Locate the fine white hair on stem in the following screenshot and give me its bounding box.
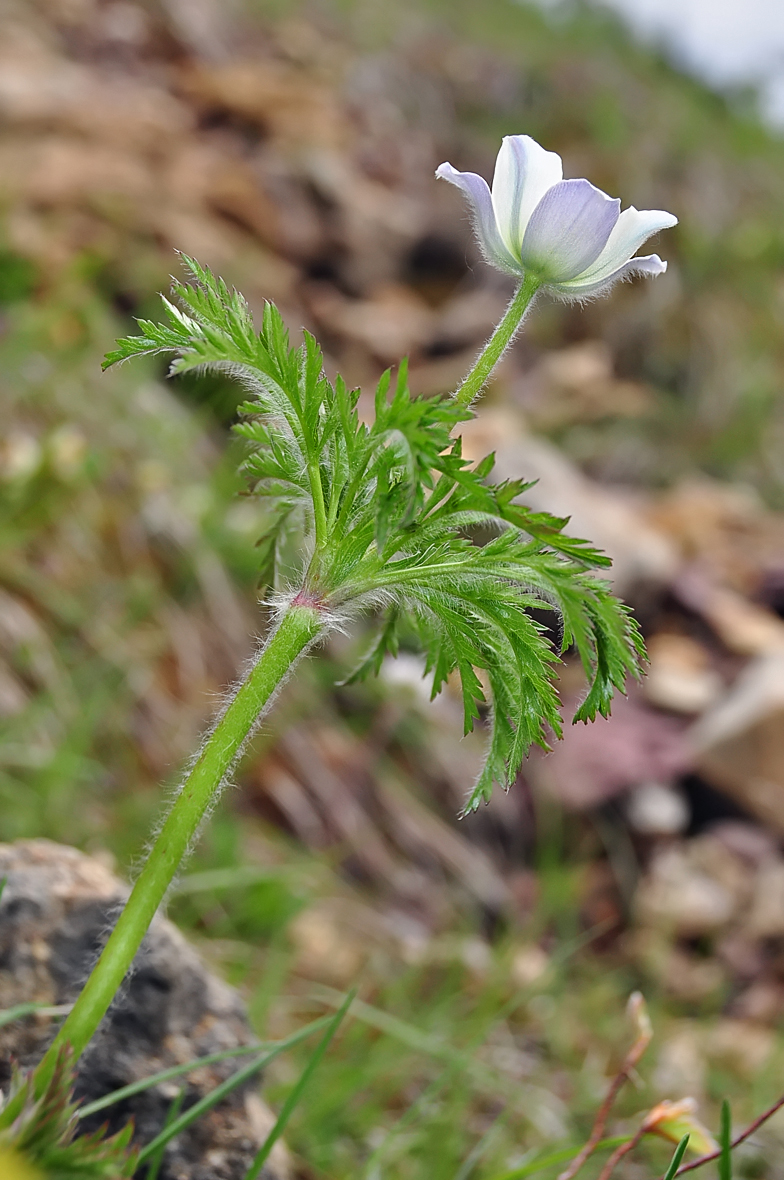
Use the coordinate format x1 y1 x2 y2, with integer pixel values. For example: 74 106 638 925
128 610 327 907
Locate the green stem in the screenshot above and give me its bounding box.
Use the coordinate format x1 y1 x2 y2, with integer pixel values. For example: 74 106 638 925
307 459 328 548
455 272 540 408
35 604 321 1091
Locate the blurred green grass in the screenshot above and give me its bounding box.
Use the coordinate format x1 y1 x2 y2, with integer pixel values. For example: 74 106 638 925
172 820 784 1180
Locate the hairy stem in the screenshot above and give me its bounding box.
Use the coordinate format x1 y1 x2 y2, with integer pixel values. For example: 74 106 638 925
35 604 321 1090
455 272 540 408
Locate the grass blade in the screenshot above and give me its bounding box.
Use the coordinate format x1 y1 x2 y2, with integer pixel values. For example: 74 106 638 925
136 1055 268 1165
79 1017 331 1119
311 987 498 1083
136 1015 336 1166
364 922 617 1178
170 865 294 895
664 1136 691 1180
488 1137 632 1180
242 989 355 1180
145 1088 185 1180
453 1111 507 1180
719 1101 732 1180
0 1002 70 1029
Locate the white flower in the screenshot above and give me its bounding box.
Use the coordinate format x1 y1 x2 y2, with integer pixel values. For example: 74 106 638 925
437 135 677 298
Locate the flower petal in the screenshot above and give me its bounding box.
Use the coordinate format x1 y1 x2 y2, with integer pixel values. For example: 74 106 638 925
554 254 668 299
436 162 522 274
490 135 562 255
521 179 620 282
572 207 678 285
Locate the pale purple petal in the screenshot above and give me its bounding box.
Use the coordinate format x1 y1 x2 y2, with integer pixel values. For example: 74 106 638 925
491 135 562 255
553 254 668 300
521 179 620 282
567 206 678 286
436 162 522 274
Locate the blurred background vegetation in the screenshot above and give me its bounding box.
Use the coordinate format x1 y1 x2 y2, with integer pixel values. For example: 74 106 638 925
3 0 784 1176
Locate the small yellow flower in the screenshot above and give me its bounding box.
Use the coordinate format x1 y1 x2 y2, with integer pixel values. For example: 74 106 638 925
0 1145 43 1180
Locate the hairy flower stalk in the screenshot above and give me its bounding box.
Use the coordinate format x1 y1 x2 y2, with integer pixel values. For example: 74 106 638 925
31 137 676 1088
455 272 540 407
36 604 322 1087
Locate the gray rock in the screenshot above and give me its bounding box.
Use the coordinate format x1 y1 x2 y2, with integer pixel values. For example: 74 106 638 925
0 840 290 1180
689 652 784 833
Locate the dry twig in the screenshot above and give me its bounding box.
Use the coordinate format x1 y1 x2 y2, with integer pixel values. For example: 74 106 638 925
670 1094 784 1178
599 1088 784 1180
595 1124 648 1180
557 992 652 1180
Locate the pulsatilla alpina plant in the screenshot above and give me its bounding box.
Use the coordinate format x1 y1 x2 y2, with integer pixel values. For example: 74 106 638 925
13 135 681 1175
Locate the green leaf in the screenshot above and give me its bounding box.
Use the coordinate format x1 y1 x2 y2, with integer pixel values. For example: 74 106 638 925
664 1136 691 1180
242 990 354 1180
144 1088 185 1180
0 1002 69 1030
135 1014 336 1166
719 1100 732 1180
646 1098 718 1157
339 608 401 685
135 1055 267 1166
78 1016 332 1119
487 1137 631 1180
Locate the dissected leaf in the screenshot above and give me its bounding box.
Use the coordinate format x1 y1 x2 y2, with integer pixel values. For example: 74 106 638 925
105 259 645 806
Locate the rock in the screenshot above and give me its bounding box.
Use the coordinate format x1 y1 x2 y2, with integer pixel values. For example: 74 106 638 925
510 945 549 987
306 281 436 364
704 1019 774 1077
0 840 290 1180
653 1018 773 1094
459 410 678 597
674 568 784 657
661 948 725 1002
432 287 508 354
729 980 784 1024
176 60 346 150
512 341 652 429
706 820 781 866
633 837 749 937
653 1023 706 1098
626 781 690 836
716 931 767 983
747 860 784 938
643 633 722 715
689 652 784 832
531 690 690 811
647 477 784 601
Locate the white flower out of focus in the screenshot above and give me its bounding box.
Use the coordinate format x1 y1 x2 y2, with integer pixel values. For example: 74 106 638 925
437 134 677 298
